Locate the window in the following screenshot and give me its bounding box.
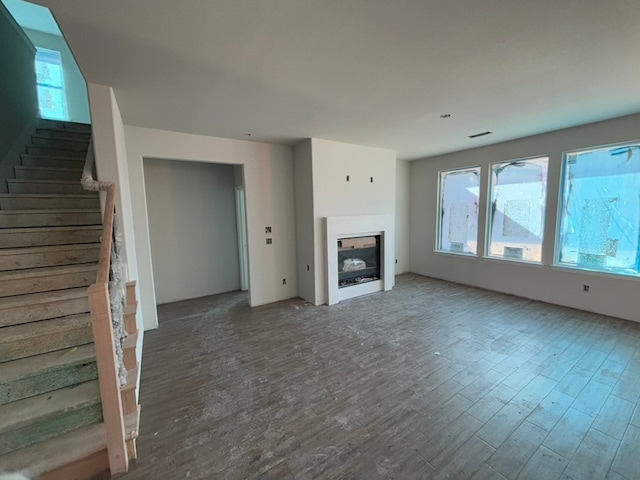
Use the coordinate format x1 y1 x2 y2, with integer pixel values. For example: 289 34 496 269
437 167 480 255
556 142 640 277
35 48 68 121
486 156 549 262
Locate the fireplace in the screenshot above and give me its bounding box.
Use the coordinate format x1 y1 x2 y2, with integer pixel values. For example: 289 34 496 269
338 235 381 288
325 214 394 305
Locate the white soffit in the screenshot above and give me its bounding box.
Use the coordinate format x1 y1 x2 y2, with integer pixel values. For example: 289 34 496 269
3 0 61 36
33 0 640 160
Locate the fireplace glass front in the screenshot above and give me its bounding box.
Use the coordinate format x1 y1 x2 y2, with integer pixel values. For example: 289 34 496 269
337 235 381 288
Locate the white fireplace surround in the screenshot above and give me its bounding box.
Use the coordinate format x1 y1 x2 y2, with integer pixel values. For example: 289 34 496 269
325 214 394 305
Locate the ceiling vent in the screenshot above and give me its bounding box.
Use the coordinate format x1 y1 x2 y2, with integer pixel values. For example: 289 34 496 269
468 131 492 139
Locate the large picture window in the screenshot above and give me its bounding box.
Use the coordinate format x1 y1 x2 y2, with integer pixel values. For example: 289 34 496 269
486 156 549 262
437 167 480 255
556 142 640 276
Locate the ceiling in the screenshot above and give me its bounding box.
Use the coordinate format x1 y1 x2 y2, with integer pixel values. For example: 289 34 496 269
33 0 640 160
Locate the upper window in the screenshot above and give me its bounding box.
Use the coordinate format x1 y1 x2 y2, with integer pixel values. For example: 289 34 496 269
35 48 68 121
486 156 549 262
437 167 480 255
556 142 640 277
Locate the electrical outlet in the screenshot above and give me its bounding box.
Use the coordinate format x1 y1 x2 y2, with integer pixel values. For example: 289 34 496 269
346 175 350 182
395 259 398 264
266 238 272 245
282 278 286 285
265 226 272 233
306 265 310 271
583 284 590 292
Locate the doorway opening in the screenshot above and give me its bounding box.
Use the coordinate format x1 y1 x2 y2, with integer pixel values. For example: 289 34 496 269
143 158 249 309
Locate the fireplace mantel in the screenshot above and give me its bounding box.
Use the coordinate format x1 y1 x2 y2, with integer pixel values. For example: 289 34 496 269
325 214 394 305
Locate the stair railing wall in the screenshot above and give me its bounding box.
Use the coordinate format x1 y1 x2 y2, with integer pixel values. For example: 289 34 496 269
81 138 129 474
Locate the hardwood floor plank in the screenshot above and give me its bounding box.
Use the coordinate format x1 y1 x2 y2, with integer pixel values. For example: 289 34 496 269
611 424 640 480
516 446 569 480
543 407 593 460
487 420 547 479
562 429 618 480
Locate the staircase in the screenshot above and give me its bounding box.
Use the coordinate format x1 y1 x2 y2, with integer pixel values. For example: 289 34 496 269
0 119 131 478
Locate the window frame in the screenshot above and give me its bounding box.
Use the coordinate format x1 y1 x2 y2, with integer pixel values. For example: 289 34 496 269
435 165 481 257
484 155 550 264
553 140 640 278
35 47 69 121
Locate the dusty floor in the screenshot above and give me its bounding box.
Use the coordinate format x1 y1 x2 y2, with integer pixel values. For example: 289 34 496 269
120 273 640 479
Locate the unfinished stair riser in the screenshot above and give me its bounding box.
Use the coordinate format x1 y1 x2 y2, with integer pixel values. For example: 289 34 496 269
0 315 93 363
0 244 100 270
15 166 83 181
0 226 102 248
0 288 90 327
31 136 90 151
0 264 97 297
0 210 101 228
0 345 97 405
25 146 86 158
8 179 87 195
34 128 90 141
20 155 85 169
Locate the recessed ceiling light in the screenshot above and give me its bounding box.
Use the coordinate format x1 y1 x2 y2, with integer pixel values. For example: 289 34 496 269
440 114 451 118
468 131 492 139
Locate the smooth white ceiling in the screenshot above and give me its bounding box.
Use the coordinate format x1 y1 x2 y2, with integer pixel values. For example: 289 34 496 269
34 0 640 160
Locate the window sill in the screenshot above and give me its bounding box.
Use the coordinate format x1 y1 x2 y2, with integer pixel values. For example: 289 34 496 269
550 264 640 281
482 256 543 267
434 250 478 259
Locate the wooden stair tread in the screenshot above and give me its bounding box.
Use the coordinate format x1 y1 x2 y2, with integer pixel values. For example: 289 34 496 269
0 208 101 215
0 380 100 432
0 421 106 476
0 344 95 384
0 287 88 309
7 179 83 185
0 243 100 255
0 263 97 281
14 166 83 173
0 313 92 345
0 225 101 234
20 153 85 162
0 193 98 199
32 134 90 144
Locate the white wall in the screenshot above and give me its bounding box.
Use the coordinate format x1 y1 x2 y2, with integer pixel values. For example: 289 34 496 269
143 159 240 304
410 113 640 323
308 138 396 305
0 5 37 192
87 84 143 396
88 84 138 284
293 140 316 304
23 28 90 124
395 160 411 274
125 126 297 329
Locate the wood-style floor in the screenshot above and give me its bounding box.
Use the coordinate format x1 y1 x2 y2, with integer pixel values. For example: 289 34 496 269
121 273 640 479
